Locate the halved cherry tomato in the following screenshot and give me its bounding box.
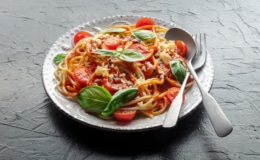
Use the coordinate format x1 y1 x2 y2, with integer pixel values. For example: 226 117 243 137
113 110 137 122
74 66 93 86
102 78 124 95
128 43 150 56
136 17 155 29
166 87 184 103
73 31 92 45
175 40 187 57
104 37 121 50
142 61 154 78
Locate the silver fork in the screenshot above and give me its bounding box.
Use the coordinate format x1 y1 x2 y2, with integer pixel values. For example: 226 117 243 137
192 33 207 70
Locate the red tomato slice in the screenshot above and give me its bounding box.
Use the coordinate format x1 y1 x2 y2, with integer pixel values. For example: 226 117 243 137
104 37 121 50
113 110 137 122
74 66 93 86
175 40 187 57
102 78 124 95
136 17 155 29
73 31 92 45
142 61 154 78
128 43 149 54
128 43 151 57
166 87 184 103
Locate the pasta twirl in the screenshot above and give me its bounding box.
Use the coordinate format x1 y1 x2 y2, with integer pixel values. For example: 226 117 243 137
54 17 194 121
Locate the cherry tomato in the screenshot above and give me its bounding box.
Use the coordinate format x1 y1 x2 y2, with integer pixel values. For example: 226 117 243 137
74 66 93 86
73 31 92 45
128 43 150 56
102 78 124 95
104 37 121 50
142 61 154 78
175 40 187 57
136 17 155 29
113 110 137 122
166 87 184 103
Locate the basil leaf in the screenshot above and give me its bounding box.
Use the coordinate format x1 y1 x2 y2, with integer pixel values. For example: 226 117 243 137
118 49 145 62
131 30 155 41
53 54 65 65
102 28 126 33
76 86 112 114
170 60 187 84
101 88 138 116
94 49 145 62
93 49 120 57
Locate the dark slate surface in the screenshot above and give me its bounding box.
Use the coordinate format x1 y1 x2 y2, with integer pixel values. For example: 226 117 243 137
0 0 260 159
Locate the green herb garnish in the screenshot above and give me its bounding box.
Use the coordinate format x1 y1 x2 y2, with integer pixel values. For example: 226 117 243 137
53 54 65 65
93 49 145 62
131 30 155 41
170 60 187 84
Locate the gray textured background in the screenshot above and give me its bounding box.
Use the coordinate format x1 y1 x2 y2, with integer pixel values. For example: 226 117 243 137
0 0 260 159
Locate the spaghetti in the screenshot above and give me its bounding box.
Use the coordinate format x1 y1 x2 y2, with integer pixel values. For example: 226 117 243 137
54 17 194 120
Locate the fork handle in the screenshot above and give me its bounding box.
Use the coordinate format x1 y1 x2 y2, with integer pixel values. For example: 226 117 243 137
187 62 233 137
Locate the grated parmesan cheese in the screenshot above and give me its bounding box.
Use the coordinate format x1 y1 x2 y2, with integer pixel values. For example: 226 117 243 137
159 51 172 63
95 66 108 77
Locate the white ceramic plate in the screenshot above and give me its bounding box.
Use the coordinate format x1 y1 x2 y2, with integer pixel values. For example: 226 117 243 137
42 15 214 131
